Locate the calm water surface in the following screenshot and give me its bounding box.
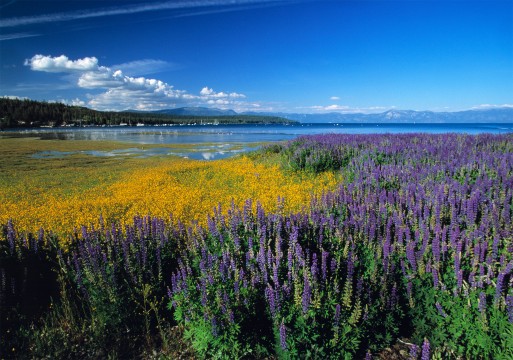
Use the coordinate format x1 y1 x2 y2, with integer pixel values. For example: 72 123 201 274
3 123 513 160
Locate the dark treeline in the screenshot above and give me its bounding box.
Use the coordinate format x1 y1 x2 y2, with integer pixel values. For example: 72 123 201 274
0 98 294 128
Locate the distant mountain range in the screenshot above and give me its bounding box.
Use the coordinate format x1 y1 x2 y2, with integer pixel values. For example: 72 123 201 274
154 107 238 117
242 108 513 124
148 107 513 123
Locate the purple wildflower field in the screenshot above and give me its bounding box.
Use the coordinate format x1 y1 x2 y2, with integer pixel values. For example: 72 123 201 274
2 133 513 358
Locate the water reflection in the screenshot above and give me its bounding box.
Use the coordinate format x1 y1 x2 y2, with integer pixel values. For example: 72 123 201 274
5 123 513 161
31 143 253 160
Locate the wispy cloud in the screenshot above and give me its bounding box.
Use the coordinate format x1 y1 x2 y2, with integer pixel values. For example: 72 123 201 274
112 59 175 76
0 0 17 10
1 0 290 28
329 96 340 101
470 104 513 110
25 54 253 111
305 104 395 114
0 32 39 41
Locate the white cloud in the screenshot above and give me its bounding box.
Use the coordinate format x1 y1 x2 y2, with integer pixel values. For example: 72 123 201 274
199 86 245 100
112 59 173 76
200 87 214 96
471 104 513 110
1 95 28 100
25 54 254 111
25 54 100 73
330 96 340 101
305 104 396 114
310 104 350 112
70 98 87 107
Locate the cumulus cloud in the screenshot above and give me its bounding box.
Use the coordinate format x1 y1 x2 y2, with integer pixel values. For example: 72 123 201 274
199 87 245 99
25 54 100 73
25 54 251 111
67 98 87 107
330 96 340 101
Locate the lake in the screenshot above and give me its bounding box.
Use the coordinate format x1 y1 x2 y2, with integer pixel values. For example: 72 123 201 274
2 123 513 160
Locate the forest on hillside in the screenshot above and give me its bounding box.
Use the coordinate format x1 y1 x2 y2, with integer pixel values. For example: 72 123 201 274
0 98 294 128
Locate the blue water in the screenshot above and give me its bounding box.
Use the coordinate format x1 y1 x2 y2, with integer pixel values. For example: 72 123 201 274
3 123 513 160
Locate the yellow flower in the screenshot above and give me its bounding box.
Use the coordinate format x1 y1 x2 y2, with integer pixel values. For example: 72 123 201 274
1 153 339 248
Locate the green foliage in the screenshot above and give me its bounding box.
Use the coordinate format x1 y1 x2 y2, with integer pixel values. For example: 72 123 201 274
409 273 513 359
282 138 354 173
0 97 295 128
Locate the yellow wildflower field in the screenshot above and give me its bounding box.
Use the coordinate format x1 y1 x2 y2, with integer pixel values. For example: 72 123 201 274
0 138 338 244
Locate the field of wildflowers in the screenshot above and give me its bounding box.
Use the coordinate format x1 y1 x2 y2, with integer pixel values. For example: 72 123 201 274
0 138 337 241
1 133 513 359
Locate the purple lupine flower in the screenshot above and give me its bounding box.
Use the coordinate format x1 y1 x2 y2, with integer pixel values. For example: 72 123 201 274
266 285 276 317
302 273 311 314
506 295 513 323
435 302 447 318
273 263 279 288
400 259 407 277
406 241 417 272
479 240 487 264
331 258 337 273
469 271 476 288
409 344 419 359
279 321 287 350
347 253 354 280
421 339 430 360
321 250 328 281
432 225 441 264
287 247 294 281
495 262 513 301
234 280 240 296
290 225 299 243
311 253 318 282
457 269 463 290
432 268 439 288
489 235 500 265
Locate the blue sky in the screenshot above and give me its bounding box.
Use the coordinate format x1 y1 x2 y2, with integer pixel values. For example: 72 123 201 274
1 0 512 113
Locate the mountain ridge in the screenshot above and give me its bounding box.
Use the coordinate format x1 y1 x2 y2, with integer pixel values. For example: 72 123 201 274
239 108 513 123
141 106 513 123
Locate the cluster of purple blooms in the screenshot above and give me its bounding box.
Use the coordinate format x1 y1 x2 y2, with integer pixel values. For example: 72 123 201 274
166 134 513 357
3 133 513 358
